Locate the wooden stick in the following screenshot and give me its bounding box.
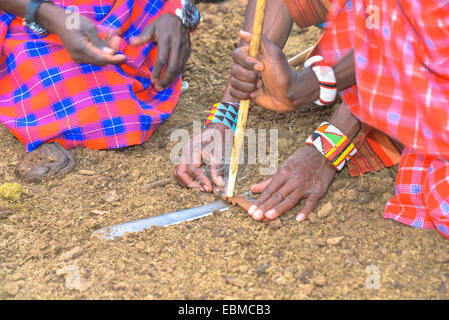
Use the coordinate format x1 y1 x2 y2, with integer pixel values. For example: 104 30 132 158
226 0 267 198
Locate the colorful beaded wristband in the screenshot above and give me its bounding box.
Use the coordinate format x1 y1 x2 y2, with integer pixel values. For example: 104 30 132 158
304 55 337 106
306 122 357 171
204 102 240 132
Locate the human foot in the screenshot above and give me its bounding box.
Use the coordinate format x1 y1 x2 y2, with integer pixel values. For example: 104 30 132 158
15 143 75 182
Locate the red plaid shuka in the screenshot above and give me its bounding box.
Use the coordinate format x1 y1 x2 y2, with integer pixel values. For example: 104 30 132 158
292 0 449 239
0 0 181 152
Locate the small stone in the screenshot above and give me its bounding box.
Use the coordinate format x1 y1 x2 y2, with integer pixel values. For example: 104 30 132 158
311 275 326 287
0 208 12 219
91 210 108 216
315 238 327 247
256 264 271 275
369 184 387 194
103 190 119 203
3 282 20 296
308 212 317 224
79 170 96 176
303 284 314 295
383 192 393 201
239 265 250 273
59 246 84 261
360 193 373 204
346 256 358 265
284 266 295 276
295 265 314 283
274 276 286 285
56 267 68 277
142 179 171 190
135 242 145 251
113 282 128 290
131 169 140 179
327 236 344 246
436 252 449 264
11 273 24 281
77 279 90 292
317 202 333 218
346 189 357 201
438 281 448 294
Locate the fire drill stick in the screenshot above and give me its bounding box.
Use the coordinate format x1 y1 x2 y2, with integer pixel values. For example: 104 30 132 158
226 0 267 198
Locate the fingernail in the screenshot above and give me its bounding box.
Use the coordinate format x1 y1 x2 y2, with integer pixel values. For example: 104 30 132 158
217 176 224 186
265 209 276 219
248 205 257 215
296 213 306 222
102 47 114 54
254 209 263 219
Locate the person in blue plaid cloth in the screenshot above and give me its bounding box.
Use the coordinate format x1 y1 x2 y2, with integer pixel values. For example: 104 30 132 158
0 0 205 182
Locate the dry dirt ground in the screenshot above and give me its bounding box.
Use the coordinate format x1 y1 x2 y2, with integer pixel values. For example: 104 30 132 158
1 0 449 300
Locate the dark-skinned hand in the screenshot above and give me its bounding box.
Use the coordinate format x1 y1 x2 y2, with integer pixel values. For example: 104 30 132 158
248 145 336 222
130 14 191 91
54 12 126 66
173 124 233 192
230 30 296 112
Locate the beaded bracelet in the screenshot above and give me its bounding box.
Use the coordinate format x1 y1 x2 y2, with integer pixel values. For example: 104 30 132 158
204 102 240 132
304 55 337 106
306 122 357 171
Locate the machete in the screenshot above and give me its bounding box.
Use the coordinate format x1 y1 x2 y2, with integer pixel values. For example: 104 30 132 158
91 191 253 240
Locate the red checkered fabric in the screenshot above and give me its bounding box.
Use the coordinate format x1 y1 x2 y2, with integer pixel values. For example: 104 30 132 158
0 0 181 152
313 0 449 239
385 148 449 239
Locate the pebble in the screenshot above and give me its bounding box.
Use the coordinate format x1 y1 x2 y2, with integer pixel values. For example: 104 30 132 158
113 282 128 290
317 202 333 218
311 275 326 287
91 210 108 216
135 242 145 251
0 208 12 219
11 273 24 281
315 238 327 247
142 179 171 190
284 266 295 276
327 236 344 246
131 169 140 179
274 276 286 285
59 246 84 262
256 264 271 275
79 170 96 176
346 189 357 201
103 190 119 203
382 192 394 201
2 282 20 296
302 284 315 296
436 252 449 264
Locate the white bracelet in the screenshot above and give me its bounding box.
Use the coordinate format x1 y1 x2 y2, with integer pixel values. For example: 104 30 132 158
305 56 337 106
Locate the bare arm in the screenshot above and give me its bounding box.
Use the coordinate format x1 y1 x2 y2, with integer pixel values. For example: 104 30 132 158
0 0 65 34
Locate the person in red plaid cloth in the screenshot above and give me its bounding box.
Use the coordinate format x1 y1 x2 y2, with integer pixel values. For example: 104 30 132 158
175 0 449 240
0 0 205 182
